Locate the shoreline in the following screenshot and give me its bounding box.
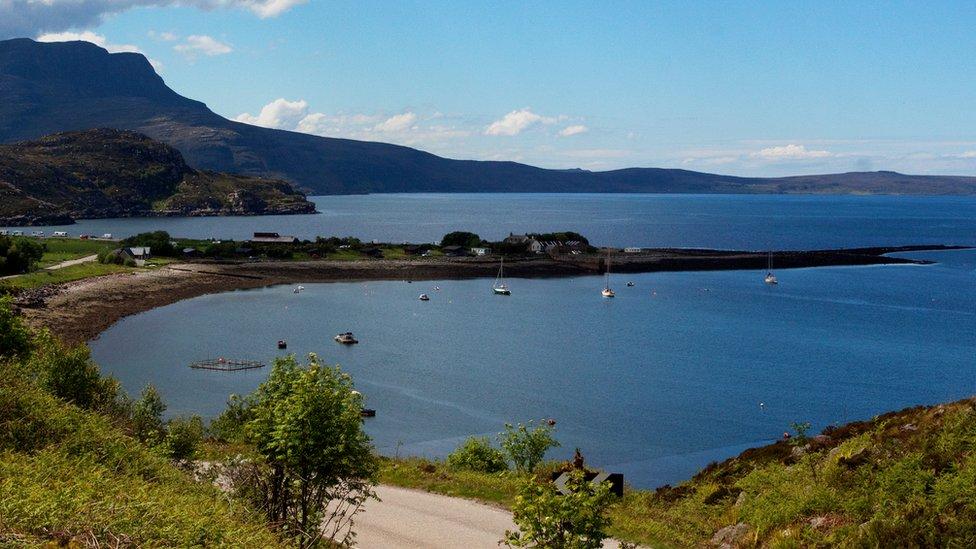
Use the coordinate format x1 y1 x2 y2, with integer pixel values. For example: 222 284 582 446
18 244 966 346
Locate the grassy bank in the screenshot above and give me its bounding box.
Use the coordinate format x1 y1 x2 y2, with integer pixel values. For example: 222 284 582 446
1 262 133 290
35 238 117 268
377 398 976 547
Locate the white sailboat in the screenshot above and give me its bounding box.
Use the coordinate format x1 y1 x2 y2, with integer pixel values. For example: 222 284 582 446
601 248 615 297
764 251 778 285
492 257 511 295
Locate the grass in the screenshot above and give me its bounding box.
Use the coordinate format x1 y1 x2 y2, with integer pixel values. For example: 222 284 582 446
0 369 282 547
378 457 521 507
1 262 133 290
34 238 117 268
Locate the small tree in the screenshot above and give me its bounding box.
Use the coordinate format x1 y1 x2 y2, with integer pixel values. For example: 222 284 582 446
133 384 166 444
503 470 614 548
790 421 812 446
499 421 560 473
241 354 377 547
447 436 509 473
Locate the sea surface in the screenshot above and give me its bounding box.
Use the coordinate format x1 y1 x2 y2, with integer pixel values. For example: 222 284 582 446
6 193 976 248
90 245 976 488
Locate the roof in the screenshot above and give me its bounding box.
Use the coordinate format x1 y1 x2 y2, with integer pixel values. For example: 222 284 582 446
251 235 298 243
127 247 151 256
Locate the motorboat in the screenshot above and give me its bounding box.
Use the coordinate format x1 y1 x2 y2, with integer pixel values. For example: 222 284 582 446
334 332 359 344
418 293 430 301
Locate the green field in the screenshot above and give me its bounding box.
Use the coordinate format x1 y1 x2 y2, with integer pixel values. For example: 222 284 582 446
32 238 117 268
1 262 133 290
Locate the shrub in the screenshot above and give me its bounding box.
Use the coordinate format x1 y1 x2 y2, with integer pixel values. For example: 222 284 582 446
133 385 166 445
447 436 509 473
208 393 256 442
503 470 614 548
165 415 204 461
499 421 560 473
0 295 31 360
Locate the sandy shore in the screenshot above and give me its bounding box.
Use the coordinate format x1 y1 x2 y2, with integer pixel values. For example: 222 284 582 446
18 245 960 346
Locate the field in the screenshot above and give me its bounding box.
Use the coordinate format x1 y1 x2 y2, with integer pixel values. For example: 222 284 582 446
1 262 133 290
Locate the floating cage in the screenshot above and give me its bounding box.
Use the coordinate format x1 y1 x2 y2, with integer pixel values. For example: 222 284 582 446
190 358 265 371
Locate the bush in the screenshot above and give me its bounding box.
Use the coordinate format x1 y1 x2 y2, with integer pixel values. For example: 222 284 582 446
208 393 256 443
503 470 614 548
0 295 31 360
133 385 166 445
29 334 118 411
165 415 204 461
447 436 509 473
500 421 560 473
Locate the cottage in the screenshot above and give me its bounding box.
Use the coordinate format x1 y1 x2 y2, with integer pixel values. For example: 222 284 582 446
471 247 492 256
251 232 299 244
441 245 469 257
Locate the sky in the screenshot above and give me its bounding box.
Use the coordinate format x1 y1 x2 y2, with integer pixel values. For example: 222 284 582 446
2 1 976 176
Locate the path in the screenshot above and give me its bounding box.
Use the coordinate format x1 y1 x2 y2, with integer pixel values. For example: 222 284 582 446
0 254 99 281
354 485 620 548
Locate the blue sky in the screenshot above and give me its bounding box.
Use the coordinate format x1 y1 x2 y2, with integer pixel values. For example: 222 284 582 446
5 1 976 175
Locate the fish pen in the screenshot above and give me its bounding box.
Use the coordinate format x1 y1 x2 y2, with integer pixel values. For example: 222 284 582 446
190 358 265 371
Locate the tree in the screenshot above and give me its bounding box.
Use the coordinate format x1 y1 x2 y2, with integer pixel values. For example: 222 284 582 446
500 421 561 473
122 231 176 256
165 415 204 461
503 470 614 548
29 333 117 410
0 295 31 359
440 231 482 248
447 436 509 473
0 236 45 275
239 354 377 547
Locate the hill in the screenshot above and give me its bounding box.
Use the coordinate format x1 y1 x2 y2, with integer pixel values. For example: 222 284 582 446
2 38 975 196
0 128 315 226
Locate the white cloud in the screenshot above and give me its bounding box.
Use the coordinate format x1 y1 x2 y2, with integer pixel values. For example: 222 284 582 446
752 144 833 160
234 98 308 129
174 35 232 57
373 112 417 133
484 108 558 136
559 124 588 137
148 30 179 41
1 0 307 39
36 31 162 71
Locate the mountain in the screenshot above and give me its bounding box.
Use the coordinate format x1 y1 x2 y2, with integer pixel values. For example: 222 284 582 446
2 38 975 196
0 128 315 226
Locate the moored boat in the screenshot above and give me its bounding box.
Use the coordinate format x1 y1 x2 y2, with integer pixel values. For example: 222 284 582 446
492 257 511 295
334 332 359 344
602 248 615 297
418 293 430 301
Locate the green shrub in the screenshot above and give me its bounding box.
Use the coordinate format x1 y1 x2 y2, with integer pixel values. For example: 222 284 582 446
0 295 31 360
0 235 45 275
28 334 118 411
209 393 257 442
499 420 560 473
132 384 166 445
447 436 509 473
440 231 482 248
504 470 614 548
165 415 204 461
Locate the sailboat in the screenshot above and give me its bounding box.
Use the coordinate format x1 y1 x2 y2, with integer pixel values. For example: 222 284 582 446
492 257 511 295
601 248 615 297
764 251 778 285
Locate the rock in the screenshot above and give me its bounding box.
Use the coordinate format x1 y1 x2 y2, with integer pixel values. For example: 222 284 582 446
837 447 871 469
734 491 747 508
710 522 750 547
901 423 918 432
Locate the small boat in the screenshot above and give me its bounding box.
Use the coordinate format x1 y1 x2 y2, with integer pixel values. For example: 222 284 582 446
277 340 287 349
334 332 359 344
418 293 430 301
434 286 441 291
293 285 305 294
601 248 615 298
764 251 778 285
360 408 377 418
626 281 635 287
492 257 511 295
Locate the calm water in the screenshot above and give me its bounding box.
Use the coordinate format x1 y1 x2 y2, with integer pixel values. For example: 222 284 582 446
6 193 976 248
90 248 976 488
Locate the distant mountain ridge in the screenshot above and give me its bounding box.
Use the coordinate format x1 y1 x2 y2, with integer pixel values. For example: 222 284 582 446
2 38 975 196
